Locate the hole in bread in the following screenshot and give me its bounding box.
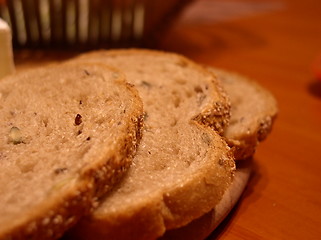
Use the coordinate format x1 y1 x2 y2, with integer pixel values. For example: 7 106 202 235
196 149 201 156
104 97 112 103
161 66 169 73
185 155 195 166
60 137 68 144
194 85 203 93
54 167 68 175
95 117 106 124
42 117 49 127
198 94 206 106
171 145 180 155
175 60 188 68
175 78 186 85
78 145 91 159
153 161 167 171
185 90 192 98
173 97 181 108
16 158 37 173
84 69 90 76
201 133 211 145
112 72 120 79
140 81 152 88
172 90 181 108
218 158 224 166
170 118 177 127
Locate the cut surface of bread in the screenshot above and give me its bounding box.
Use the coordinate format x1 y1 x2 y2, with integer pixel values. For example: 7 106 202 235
66 49 235 240
161 160 252 240
0 62 143 239
211 68 278 160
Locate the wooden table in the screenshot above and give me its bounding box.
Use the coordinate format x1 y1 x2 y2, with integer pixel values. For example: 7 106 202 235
13 0 321 239
159 0 321 239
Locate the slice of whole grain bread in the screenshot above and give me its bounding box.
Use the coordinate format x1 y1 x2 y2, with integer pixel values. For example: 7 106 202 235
211 68 278 160
0 62 143 240
65 49 235 240
161 160 252 240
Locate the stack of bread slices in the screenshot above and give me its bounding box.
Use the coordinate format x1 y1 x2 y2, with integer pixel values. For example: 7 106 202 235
0 49 277 240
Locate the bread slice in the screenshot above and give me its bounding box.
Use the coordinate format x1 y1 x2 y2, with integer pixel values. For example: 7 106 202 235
210 68 278 160
161 160 252 240
65 49 235 240
160 69 277 238
0 62 143 239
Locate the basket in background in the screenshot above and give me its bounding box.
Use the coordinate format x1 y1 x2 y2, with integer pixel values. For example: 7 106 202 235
0 0 193 49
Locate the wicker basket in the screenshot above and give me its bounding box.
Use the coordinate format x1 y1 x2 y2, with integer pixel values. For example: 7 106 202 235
0 0 193 49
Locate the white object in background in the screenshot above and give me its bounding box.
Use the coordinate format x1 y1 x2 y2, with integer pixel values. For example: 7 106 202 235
0 18 15 79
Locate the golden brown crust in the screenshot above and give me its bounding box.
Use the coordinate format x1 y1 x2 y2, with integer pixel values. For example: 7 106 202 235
209 67 278 160
65 194 166 240
160 160 252 240
193 66 231 135
0 62 144 240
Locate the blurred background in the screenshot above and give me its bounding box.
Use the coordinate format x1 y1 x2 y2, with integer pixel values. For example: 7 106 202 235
0 0 195 49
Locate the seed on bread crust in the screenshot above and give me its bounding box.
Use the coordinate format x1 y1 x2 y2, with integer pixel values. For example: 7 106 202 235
54 168 68 175
8 126 23 144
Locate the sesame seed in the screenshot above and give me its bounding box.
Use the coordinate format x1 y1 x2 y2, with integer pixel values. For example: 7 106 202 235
53 215 63 224
42 217 50 226
65 216 75 226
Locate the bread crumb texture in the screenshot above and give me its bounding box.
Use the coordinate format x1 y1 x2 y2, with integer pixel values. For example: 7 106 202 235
0 62 143 239
66 49 235 240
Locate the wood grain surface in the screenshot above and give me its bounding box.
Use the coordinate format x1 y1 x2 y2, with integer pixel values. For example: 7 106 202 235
12 0 321 239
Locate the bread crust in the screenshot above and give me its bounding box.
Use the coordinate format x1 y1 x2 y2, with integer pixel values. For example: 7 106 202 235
209 68 278 160
0 62 144 240
160 160 252 240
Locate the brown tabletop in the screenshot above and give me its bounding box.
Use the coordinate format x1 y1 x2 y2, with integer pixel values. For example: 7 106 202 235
13 0 321 239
